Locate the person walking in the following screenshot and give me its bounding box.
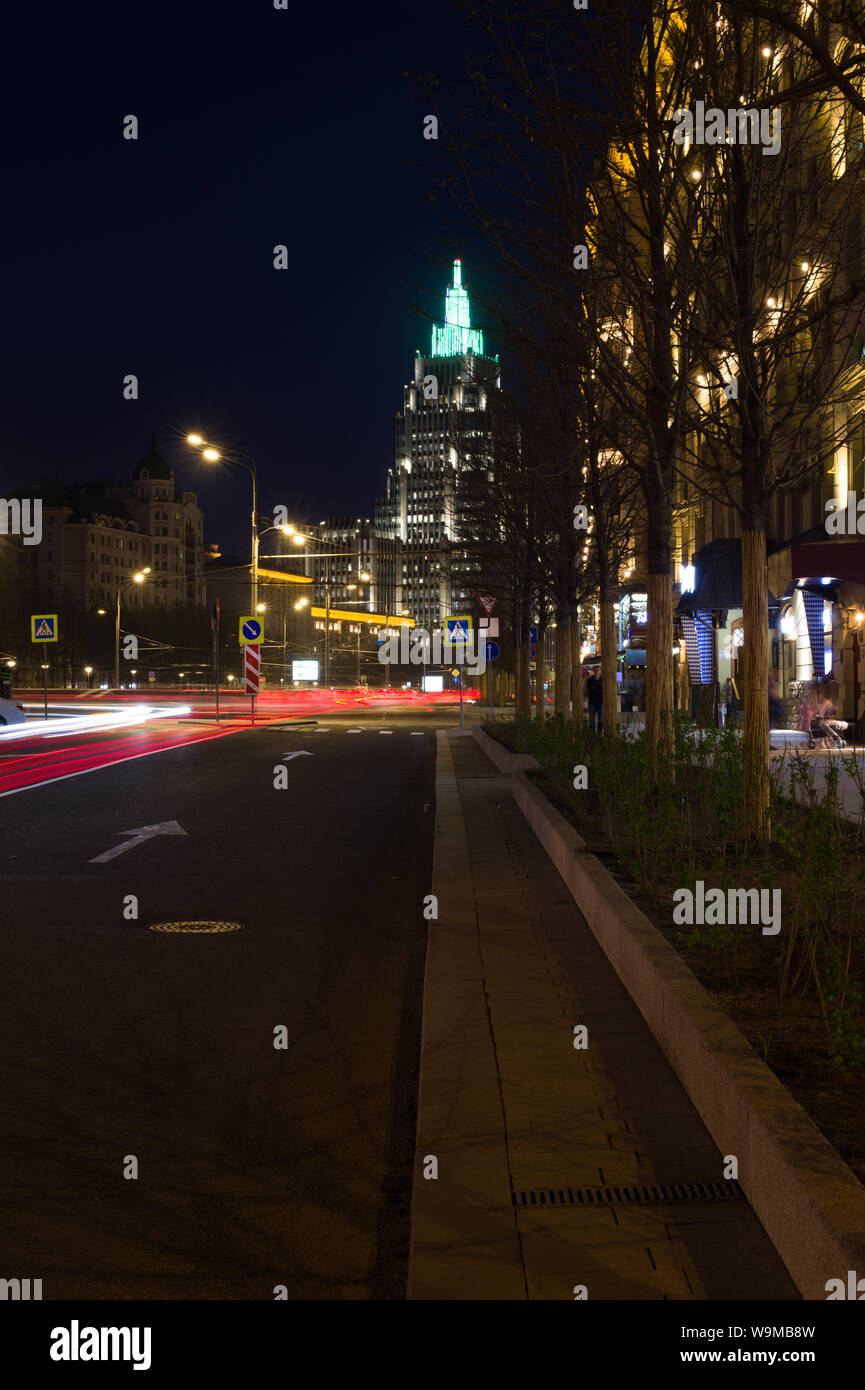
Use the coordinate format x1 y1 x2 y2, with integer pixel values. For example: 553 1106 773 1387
586 671 603 733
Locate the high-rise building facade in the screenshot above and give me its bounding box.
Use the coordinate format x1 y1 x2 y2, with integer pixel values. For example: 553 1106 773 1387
376 259 500 630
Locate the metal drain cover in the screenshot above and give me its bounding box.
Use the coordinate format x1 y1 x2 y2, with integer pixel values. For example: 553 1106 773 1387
147 919 245 934
513 1180 744 1207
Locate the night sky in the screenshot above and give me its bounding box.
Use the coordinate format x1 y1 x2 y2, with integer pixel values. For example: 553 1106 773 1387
0 0 488 552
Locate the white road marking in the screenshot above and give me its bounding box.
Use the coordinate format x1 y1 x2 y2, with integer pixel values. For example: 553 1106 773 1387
89 820 187 865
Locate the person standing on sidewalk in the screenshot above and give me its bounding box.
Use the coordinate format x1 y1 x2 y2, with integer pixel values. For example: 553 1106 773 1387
586 671 603 733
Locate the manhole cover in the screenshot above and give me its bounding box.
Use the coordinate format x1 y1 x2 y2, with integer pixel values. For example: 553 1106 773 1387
147 920 245 934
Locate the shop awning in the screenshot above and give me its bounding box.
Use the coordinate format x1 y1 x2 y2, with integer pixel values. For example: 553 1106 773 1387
789 538 865 585
677 537 780 615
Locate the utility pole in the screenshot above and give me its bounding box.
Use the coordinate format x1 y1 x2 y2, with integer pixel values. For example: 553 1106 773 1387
250 470 259 615
325 553 331 688
211 598 221 721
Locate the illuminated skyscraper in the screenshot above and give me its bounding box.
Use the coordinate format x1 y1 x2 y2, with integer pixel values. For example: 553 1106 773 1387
375 258 500 631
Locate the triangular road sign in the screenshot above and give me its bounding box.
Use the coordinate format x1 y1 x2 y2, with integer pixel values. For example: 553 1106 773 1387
477 594 497 616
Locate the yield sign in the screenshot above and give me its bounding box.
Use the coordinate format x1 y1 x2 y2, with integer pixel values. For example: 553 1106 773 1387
477 594 497 616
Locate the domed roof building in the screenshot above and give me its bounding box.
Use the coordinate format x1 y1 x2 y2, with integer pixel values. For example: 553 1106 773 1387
132 433 174 484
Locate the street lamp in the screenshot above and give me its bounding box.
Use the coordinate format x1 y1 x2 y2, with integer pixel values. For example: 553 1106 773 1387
187 434 259 611
115 568 150 688
84 665 93 689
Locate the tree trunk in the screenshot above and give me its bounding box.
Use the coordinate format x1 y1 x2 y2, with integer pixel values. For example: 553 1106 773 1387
646 570 674 771
570 620 584 728
535 626 547 723
516 638 531 720
599 595 618 736
554 614 571 719
742 527 771 840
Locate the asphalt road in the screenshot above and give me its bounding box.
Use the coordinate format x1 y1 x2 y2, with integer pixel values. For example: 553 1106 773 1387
0 710 438 1298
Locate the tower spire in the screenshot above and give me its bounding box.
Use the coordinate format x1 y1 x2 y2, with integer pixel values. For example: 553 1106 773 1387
431 259 484 357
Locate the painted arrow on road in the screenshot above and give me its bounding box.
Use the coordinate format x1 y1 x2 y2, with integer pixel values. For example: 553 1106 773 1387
89 820 188 864
281 751 314 762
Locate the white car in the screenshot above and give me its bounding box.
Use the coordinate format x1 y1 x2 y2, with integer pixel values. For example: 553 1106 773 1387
0 696 26 728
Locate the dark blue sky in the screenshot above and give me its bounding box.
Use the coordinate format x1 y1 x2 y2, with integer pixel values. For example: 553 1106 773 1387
0 0 488 549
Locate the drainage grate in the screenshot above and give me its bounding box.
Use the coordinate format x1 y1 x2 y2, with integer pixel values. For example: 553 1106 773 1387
513 1179 744 1208
147 920 245 934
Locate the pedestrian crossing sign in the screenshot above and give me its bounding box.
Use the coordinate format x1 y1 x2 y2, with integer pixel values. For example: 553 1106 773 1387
31 614 58 642
446 616 472 644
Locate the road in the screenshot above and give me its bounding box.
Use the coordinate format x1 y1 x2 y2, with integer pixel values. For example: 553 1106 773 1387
0 708 441 1298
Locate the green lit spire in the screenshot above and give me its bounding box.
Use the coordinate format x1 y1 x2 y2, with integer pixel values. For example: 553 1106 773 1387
431 258 484 356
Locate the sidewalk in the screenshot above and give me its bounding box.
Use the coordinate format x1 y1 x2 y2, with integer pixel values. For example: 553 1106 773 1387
408 730 799 1300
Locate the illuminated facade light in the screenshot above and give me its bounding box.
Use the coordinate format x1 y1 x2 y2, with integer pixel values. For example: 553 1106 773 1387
431 259 484 356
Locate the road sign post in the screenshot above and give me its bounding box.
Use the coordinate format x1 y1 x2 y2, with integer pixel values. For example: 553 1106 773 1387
244 643 260 723
31 614 59 718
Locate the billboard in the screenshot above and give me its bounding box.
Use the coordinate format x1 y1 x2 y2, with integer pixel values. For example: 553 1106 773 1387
422 674 444 693
292 659 320 682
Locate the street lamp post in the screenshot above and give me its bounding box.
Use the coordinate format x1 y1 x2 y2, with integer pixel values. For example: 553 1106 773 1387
114 569 150 688
187 436 258 612
325 552 331 688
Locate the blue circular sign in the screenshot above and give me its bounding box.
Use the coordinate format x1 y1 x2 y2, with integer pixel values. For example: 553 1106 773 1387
485 641 499 661
242 619 262 641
